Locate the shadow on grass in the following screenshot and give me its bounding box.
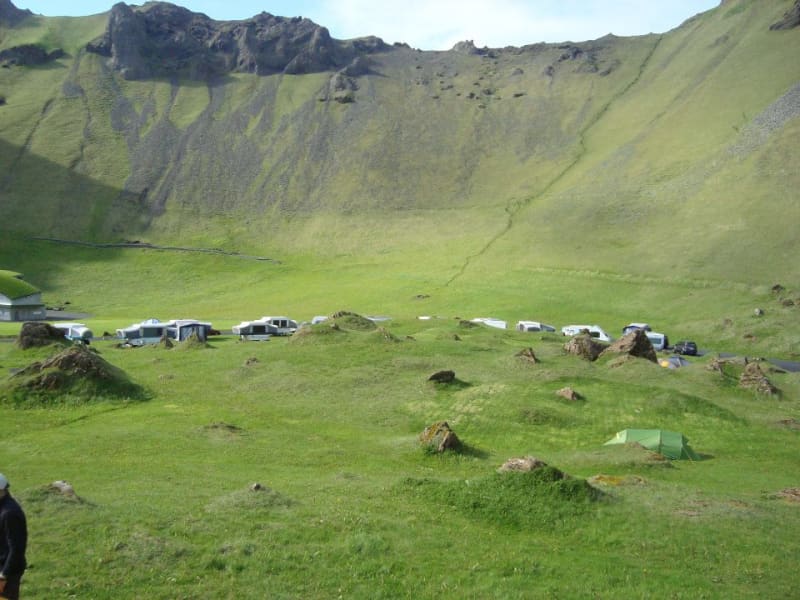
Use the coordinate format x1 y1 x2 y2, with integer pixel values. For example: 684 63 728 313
428 377 472 390
421 442 490 460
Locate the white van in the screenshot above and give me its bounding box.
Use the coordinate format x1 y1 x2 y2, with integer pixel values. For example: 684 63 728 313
561 325 613 342
516 320 556 333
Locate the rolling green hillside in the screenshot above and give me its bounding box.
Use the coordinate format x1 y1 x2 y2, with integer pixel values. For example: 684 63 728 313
1 1 798 281
0 0 798 335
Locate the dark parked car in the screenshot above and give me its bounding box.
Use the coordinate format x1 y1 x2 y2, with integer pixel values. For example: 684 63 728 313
673 341 698 356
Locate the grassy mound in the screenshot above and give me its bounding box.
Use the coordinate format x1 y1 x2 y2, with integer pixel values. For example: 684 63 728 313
289 321 347 343
204 485 293 515
401 466 603 529
16 322 71 350
1 345 146 407
330 311 377 331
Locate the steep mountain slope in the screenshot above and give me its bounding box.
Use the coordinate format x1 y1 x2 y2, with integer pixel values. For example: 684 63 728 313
0 0 798 287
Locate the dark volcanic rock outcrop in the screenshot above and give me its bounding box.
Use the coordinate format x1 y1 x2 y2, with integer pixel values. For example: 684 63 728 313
86 1 390 80
770 0 800 30
0 44 65 67
0 0 32 26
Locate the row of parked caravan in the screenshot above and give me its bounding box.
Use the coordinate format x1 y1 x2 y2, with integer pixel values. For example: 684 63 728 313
116 316 301 345
116 318 215 346
52 316 672 352
230 316 298 340
475 318 671 351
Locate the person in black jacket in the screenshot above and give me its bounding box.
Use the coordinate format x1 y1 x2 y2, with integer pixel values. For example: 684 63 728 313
0 473 27 600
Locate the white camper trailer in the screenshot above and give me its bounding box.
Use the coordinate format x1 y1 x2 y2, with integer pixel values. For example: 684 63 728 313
560 324 613 342
165 319 213 342
116 318 167 346
53 322 93 344
116 318 212 345
516 320 556 333
232 318 277 341
260 316 298 336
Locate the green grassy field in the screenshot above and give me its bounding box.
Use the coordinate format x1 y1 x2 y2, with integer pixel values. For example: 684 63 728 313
1 315 799 598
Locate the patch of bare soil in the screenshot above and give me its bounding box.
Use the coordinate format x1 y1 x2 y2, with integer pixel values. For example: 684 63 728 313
775 488 800 503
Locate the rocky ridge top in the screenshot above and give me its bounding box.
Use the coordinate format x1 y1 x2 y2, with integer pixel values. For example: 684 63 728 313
85 1 391 80
0 0 31 25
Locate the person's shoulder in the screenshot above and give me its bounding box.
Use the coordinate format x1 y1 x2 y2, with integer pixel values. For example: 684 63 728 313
0 494 23 513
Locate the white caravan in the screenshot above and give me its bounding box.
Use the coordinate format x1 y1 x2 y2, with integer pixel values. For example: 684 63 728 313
116 318 212 345
116 318 166 346
165 319 213 342
260 316 298 336
516 320 556 333
561 324 613 342
232 318 277 341
53 322 93 344
646 331 669 351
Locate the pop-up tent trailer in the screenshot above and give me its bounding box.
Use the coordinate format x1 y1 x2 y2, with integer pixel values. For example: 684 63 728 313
604 428 700 460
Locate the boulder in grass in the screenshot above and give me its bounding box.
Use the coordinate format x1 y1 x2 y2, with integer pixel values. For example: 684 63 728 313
563 334 605 361
739 361 780 396
556 386 582 401
419 421 461 453
600 329 657 363
516 347 539 364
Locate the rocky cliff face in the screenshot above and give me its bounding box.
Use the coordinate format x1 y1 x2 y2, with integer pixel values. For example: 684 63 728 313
0 0 31 25
86 1 391 80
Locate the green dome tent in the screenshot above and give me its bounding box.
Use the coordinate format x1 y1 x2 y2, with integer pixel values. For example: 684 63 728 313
604 429 700 460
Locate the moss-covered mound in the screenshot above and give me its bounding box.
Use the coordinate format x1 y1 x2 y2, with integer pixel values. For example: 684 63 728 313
401 466 603 529
330 311 377 331
1 345 146 407
16 322 70 350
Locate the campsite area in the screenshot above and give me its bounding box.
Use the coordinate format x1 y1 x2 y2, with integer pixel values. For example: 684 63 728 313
1 309 799 598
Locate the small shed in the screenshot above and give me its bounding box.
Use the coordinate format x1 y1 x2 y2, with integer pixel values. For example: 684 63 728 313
0 270 46 321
